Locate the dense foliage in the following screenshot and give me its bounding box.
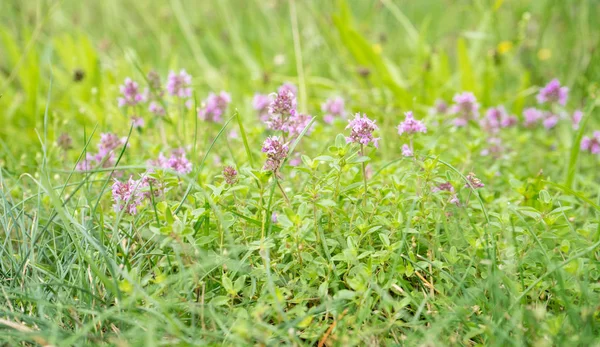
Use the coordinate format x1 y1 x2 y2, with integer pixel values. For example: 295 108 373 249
1 1 600 346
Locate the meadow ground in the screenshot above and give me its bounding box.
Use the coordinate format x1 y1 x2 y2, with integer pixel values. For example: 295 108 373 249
1 0 600 346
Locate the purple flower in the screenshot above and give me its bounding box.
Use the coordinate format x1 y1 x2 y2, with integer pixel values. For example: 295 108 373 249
397 111 427 135
278 83 297 96
166 69 192 98
112 176 145 215
346 113 380 148
148 149 192 174
271 212 278 223
537 79 568 106
149 101 166 116
451 92 480 126
433 99 449 115
581 131 600 154
288 153 302 167
268 89 296 118
146 70 164 100
253 93 271 122
523 107 544 127
286 113 314 137
98 133 127 157
199 91 231 122
118 78 145 107
131 116 145 129
480 137 504 157
572 110 583 129
432 182 459 205
543 114 559 129
167 149 192 174
465 172 485 189
401 144 413 157
223 165 238 185
322 97 346 124
261 136 289 173
481 106 517 132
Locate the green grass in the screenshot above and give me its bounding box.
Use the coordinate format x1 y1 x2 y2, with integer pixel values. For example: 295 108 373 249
1 0 600 345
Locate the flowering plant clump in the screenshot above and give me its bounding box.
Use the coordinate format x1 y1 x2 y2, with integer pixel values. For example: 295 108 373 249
10 8 600 346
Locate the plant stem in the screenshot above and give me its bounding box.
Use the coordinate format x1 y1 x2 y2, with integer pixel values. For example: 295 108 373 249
361 144 368 207
275 177 290 206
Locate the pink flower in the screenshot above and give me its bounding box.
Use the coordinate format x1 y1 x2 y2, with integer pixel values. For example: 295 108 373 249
397 111 427 135
451 92 480 127
401 144 413 157
262 136 289 173
149 101 165 116
543 114 559 129
253 93 271 122
432 182 459 205
481 106 516 132
523 107 544 127
131 116 144 129
278 83 297 96
166 69 192 98
148 149 192 174
268 89 296 118
581 131 600 154
322 97 346 124
112 176 145 215
199 91 231 122
433 99 449 115
572 110 583 129
117 78 145 107
465 172 485 189
537 79 568 106
223 166 238 185
346 113 380 148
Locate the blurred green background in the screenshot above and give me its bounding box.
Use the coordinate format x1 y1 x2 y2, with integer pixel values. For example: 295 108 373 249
1 0 599 163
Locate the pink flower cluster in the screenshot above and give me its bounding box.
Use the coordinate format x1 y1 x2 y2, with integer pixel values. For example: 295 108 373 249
322 97 346 124
166 69 192 98
199 91 231 122
112 174 162 215
537 79 568 106
451 92 480 127
262 136 289 173
481 106 517 133
345 113 380 148
397 111 427 135
148 148 192 174
581 131 600 154
522 108 559 129
76 133 127 171
118 78 145 107
223 166 238 185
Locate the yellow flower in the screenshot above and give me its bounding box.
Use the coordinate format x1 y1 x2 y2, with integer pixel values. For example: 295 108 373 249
497 41 513 55
538 48 552 61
